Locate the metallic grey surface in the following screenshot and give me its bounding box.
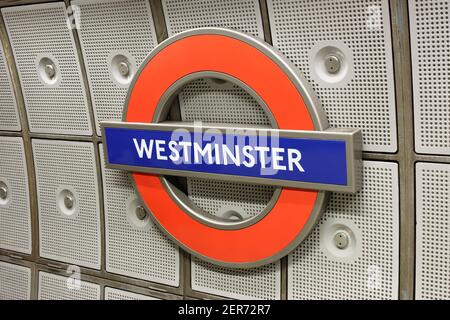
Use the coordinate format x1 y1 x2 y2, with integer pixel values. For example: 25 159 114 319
63 193 74 210
44 64 55 79
0 0 59 8
102 121 362 193
135 205 147 221
333 231 349 250
118 61 130 77
390 0 415 301
148 0 169 44
324 54 341 74
258 0 273 45
0 185 7 200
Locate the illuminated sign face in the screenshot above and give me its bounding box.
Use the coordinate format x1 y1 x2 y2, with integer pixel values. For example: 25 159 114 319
102 28 362 268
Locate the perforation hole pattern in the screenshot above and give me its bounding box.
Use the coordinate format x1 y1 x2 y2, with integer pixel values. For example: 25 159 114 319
268 0 397 152
179 79 271 126
104 287 159 300
0 262 31 300
288 161 399 300
73 0 158 135
1 3 91 135
192 257 281 300
0 42 20 131
33 140 100 269
188 178 274 219
38 272 100 300
162 0 264 38
100 145 179 287
410 0 450 155
416 163 450 299
0 137 31 254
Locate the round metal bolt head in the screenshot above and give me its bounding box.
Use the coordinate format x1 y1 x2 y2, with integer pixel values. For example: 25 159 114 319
324 54 341 74
64 194 74 210
45 64 56 79
118 61 130 77
334 231 349 250
135 206 147 221
0 186 7 200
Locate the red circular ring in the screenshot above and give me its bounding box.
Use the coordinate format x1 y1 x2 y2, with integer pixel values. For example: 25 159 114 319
126 32 319 266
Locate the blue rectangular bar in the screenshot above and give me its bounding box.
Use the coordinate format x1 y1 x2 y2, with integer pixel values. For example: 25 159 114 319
103 126 348 187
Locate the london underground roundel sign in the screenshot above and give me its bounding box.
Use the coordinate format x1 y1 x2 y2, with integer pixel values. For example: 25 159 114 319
102 28 362 268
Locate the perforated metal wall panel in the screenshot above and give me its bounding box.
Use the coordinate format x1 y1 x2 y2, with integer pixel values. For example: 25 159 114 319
416 163 450 300
409 0 450 155
99 144 179 286
288 161 399 300
33 140 100 269
0 261 31 300
0 40 20 131
162 0 264 38
178 79 271 126
0 137 31 254
104 287 159 300
38 272 100 300
1 3 91 135
72 0 158 136
191 258 281 300
268 0 397 153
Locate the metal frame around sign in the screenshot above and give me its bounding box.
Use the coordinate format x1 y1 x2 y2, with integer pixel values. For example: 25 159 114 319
102 121 362 193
